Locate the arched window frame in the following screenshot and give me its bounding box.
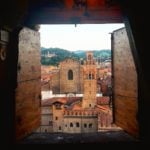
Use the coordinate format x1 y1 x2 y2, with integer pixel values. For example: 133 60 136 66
68 69 73 80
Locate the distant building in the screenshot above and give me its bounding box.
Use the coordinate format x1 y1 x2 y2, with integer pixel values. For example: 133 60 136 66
49 52 111 96
37 51 113 133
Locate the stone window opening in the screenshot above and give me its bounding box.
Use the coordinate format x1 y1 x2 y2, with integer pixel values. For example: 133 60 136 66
70 122 73 127
59 126 61 130
84 123 87 128
88 73 94 80
3 0 139 142
68 69 73 80
89 73 92 79
55 116 58 120
89 123 93 128
76 122 80 127
55 103 61 109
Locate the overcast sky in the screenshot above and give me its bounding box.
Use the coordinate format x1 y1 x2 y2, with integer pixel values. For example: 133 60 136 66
39 24 124 51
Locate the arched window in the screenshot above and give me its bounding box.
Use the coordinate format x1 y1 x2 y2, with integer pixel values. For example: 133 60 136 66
89 123 92 128
70 122 73 127
68 70 73 80
76 122 80 127
84 123 87 128
89 73 92 79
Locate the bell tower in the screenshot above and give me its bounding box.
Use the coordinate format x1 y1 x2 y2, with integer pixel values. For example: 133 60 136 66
82 51 97 109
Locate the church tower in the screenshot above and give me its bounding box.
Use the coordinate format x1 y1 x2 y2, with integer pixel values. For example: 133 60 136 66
82 51 97 109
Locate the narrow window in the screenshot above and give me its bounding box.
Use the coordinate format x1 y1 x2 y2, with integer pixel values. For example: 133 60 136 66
55 116 58 120
70 122 73 127
89 123 93 128
84 124 87 128
76 122 80 127
89 74 92 79
68 70 73 80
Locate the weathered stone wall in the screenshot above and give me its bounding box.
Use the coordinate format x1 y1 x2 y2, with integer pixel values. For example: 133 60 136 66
82 80 97 108
51 60 84 94
112 27 138 137
16 27 41 140
60 59 81 94
51 72 60 94
52 103 64 132
82 54 97 109
37 106 53 133
97 110 112 129
80 67 84 93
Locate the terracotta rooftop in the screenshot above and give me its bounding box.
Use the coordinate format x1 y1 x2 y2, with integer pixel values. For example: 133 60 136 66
71 104 82 110
65 97 82 106
96 105 111 113
97 96 109 105
41 97 67 106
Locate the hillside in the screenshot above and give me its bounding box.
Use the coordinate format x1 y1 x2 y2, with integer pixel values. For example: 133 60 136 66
41 47 79 66
41 47 111 66
74 49 111 61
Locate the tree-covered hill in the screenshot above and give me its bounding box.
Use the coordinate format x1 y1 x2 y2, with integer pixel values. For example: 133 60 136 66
41 47 111 66
74 49 111 62
41 47 79 66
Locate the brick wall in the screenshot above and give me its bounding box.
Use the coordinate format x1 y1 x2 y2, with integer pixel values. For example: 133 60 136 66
16 27 41 140
60 59 81 94
112 27 139 137
51 72 60 93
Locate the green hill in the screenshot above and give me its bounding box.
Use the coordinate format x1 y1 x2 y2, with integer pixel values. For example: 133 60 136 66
41 47 79 66
74 49 111 61
41 47 111 66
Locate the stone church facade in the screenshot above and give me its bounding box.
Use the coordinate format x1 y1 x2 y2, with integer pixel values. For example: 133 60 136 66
51 58 84 94
38 51 102 133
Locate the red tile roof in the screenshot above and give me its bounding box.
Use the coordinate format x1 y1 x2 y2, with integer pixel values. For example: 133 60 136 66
41 97 67 106
97 96 109 105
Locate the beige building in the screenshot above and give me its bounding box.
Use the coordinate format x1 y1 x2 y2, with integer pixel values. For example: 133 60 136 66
52 101 65 132
63 110 98 133
38 51 113 134
82 51 97 109
51 58 83 94
36 102 53 133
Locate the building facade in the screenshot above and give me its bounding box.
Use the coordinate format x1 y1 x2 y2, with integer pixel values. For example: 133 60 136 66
38 51 113 133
